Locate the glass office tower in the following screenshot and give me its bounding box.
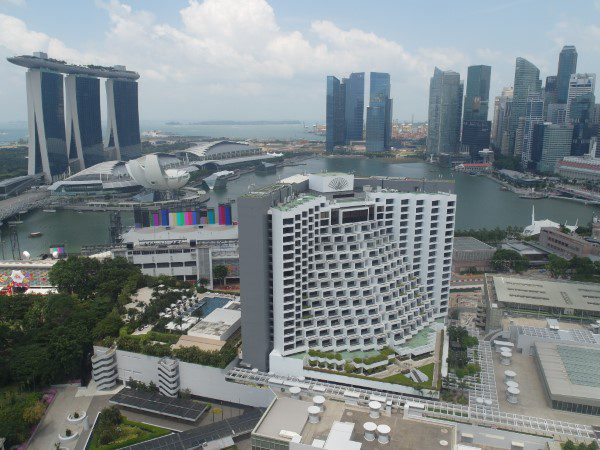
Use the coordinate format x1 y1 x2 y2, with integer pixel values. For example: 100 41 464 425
65 75 105 170
366 72 392 152
26 69 69 182
343 72 365 142
106 79 142 160
557 45 578 104
461 65 491 157
325 76 346 151
508 57 541 155
427 68 463 155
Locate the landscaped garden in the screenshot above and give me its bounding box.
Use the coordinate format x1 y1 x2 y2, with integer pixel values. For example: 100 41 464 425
89 406 170 450
441 326 481 404
0 386 50 447
303 347 439 391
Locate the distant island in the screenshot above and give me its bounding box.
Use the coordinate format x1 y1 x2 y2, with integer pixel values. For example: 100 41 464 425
165 120 302 126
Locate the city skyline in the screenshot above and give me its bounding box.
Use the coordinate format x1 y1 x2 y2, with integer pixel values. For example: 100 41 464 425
0 0 599 123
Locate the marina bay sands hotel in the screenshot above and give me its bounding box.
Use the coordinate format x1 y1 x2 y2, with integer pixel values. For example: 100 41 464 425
8 52 142 183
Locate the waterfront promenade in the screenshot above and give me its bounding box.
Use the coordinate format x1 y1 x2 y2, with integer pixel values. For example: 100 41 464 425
0 189 49 224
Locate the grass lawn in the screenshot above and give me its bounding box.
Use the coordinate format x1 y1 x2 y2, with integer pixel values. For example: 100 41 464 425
380 362 435 389
89 419 171 450
308 362 437 390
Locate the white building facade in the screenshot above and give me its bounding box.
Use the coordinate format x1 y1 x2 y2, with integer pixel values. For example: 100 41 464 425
269 173 455 358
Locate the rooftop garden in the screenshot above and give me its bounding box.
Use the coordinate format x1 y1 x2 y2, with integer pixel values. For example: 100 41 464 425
305 346 440 391
89 406 170 450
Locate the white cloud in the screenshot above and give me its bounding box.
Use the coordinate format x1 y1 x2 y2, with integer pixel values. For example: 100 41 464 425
0 0 25 6
0 0 471 121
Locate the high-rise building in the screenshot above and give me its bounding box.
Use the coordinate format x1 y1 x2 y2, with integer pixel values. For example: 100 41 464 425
343 72 365 142
508 57 541 155
463 65 491 122
8 52 141 180
325 76 345 151
106 78 142 161
520 94 545 168
547 103 567 125
531 123 574 173
427 68 463 155
24 68 69 182
65 75 105 170
238 174 455 371
461 121 491 158
570 92 595 156
566 73 596 121
461 65 491 158
557 45 578 104
491 86 513 152
366 72 392 152
543 75 558 121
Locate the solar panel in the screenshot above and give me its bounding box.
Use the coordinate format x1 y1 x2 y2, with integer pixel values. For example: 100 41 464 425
120 408 264 450
109 389 208 422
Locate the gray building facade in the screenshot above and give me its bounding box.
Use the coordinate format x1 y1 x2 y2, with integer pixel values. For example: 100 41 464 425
508 57 542 155
343 72 365 142
366 72 392 152
556 45 578 104
325 76 345 151
427 67 463 155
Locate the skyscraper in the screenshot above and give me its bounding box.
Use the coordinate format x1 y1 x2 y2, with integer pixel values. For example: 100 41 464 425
325 76 346 151
461 65 491 157
427 68 463 155
463 65 491 121
366 72 392 152
65 75 105 170
557 45 578 104
566 73 596 121
238 173 455 371
106 78 142 161
531 123 573 173
520 94 545 168
491 86 513 152
25 68 69 182
570 92 595 156
343 72 365 142
8 52 141 180
508 57 541 155
543 75 558 121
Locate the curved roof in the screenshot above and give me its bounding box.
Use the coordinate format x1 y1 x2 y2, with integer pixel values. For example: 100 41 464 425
125 154 190 191
180 140 260 159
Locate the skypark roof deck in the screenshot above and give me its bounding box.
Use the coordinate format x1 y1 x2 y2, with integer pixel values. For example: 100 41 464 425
7 53 139 80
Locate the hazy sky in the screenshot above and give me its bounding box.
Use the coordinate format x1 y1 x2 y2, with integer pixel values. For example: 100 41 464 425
0 0 599 123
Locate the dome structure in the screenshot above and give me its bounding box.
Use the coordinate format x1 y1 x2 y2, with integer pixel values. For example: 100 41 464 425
125 153 190 191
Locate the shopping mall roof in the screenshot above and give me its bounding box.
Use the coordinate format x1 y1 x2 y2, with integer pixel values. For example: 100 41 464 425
534 341 600 408
491 276 600 313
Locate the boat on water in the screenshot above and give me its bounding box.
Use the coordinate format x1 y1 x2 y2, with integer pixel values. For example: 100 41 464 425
42 209 56 213
29 232 42 237
7 220 23 225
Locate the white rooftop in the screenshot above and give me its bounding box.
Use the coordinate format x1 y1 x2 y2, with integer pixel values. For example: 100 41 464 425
122 224 238 244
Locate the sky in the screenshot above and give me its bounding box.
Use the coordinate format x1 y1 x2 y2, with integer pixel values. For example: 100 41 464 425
0 0 599 123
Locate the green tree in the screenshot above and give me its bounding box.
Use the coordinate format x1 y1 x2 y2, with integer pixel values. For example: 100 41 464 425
491 249 529 273
546 254 569 278
213 265 229 286
48 256 101 298
92 309 123 341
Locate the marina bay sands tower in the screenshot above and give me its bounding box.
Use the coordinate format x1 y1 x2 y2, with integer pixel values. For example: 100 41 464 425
7 52 141 182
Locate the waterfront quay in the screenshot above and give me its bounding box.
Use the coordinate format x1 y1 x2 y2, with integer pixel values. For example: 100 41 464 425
0 189 49 224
